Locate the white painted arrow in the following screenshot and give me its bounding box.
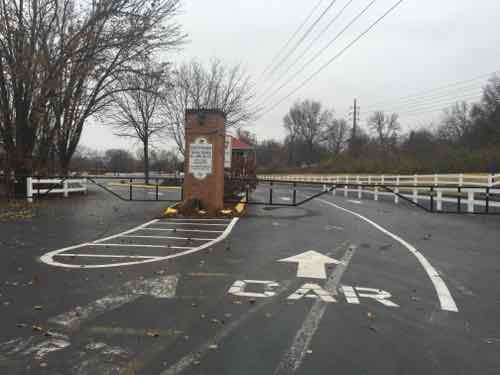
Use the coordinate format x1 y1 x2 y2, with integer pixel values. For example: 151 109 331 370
278 250 341 279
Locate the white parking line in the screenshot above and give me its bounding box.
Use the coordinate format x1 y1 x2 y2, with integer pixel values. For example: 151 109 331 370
92 219 159 244
121 235 213 241
56 254 163 260
90 243 193 249
142 228 224 233
315 198 458 312
153 222 227 226
162 218 231 222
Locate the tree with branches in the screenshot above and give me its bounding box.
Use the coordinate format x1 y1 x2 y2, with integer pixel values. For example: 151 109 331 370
368 111 401 153
283 100 332 164
0 0 186 196
108 63 169 184
161 59 259 155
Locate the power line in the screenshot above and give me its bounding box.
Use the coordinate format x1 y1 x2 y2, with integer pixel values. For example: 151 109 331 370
259 0 377 106
259 0 356 98
376 95 483 117
262 0 406 115
361 85 485 113
362 69 500 110
259 0 325 80
363 82 485 111
267 0 340 79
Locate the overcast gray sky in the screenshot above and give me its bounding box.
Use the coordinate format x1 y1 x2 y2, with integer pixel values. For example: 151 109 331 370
81 0 500 150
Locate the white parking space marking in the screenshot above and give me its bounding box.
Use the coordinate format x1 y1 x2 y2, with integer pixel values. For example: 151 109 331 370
142 228 224 233
90 243 192 249
40 218 239 269
56 254 164 260
163 218 231 222
121 235 214 241
316 198 459 312
153 222 228 226
347 199 363 204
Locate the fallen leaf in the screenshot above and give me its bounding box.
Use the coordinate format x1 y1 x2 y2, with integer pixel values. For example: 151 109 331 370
32 325 44 333
145 330 160 338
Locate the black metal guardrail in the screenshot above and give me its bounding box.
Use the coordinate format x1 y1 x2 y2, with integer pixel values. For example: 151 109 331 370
224 177 500 215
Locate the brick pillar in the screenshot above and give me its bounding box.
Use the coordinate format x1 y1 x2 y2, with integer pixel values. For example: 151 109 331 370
183 109 225 215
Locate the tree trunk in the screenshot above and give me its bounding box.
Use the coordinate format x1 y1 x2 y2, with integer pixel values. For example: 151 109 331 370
144 138 149 185
60 156 71 176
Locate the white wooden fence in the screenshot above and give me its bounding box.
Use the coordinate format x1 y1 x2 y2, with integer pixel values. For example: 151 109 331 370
27 177 87 202
258 173 500 213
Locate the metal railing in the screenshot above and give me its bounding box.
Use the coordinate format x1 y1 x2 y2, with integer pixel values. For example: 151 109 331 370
237 176 500 214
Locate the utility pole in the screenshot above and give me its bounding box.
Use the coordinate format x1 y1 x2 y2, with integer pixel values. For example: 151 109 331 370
352 98 358 142
349 99 360 155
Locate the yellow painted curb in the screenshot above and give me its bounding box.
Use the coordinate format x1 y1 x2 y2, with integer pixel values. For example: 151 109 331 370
235 196 247 215
165 207 178 215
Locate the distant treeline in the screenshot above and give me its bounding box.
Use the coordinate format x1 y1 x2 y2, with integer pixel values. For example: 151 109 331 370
253 76 500 175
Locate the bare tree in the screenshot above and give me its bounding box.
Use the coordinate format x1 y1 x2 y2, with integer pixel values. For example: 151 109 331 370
0 0 61 191
437 102 472 144
51 0 186 174
161 59 259 154
322 118 348 156
368 111 401 152
0 0 186 188
108 63 168 184
283 100 331 164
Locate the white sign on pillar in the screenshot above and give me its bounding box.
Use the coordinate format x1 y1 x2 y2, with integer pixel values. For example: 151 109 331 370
189 137 212 180
224 135 232 169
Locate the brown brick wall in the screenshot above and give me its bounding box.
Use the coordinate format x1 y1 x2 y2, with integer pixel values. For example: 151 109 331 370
183 110 225 214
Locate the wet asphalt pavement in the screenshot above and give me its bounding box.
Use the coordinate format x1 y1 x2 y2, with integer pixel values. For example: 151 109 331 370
1 183 500 374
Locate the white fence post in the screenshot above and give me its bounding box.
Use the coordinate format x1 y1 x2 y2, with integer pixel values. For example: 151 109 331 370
357 176 362 199
467 191 474 213
413 174 418 203
344 176 348 197
437 190 443 211
459 173 464 187
434 174 438 186
27 177 33 203
488 174 493 187
63 180 69 198
374 186 379 201
394 176 400 204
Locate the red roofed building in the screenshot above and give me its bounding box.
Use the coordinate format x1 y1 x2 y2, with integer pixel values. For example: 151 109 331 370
226 135 256 180
230 136 253 151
